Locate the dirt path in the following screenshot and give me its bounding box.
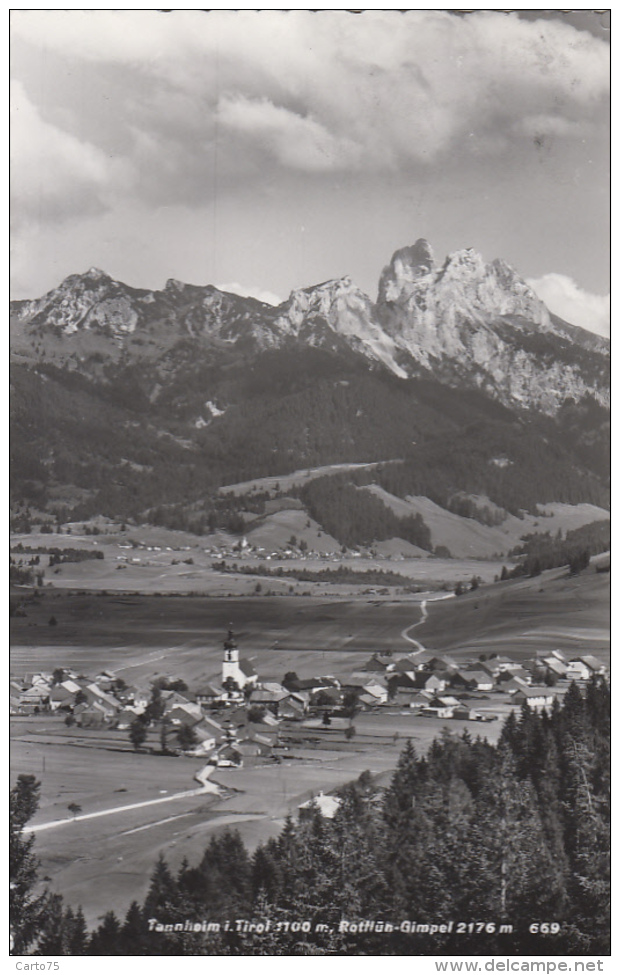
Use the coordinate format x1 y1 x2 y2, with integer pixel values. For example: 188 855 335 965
24 764 220 834
400 593 454 653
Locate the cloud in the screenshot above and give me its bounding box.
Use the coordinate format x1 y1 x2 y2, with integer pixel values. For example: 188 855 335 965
217 95 363 172
217 282 282 307
527 273 610 337
11 10 609 192
10 80 131 226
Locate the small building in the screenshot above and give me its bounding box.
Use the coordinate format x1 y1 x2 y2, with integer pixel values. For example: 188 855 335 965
49 685 77 711
501 676 530 694
541 657 569 678
363 653 395 673
565 659 592 681
510 686 556 712
84 684 122 713
421 705 454 719
278 697 306 721
450 670 493 692
195 683 224 705
168 702 204 726
421 655 459 673
573 655 607 677
298 791 342 820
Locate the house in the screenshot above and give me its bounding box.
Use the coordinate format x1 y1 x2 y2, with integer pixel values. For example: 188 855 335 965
436 696 461 709
298 791 342 820
85 683 121 709
549 650 568 663
541 657 569 678
197 714 227 741
358 692 381 709
339 676 388 704
565 659 592 681
278 697 306 721
236 731 274 763
389 671 446 695
450 670 493 692
250 681 289 702
75 700 115 726
573 655 607 677
167 702 204 726
160 690 191 710
116 707 143 730
421 654 459 673
510 686 556 712
363 652 395 673
195 683 225 705
392 688 431 709
421 704 454 718
249 683 291 715
18 685 51 712
295 676 341 692
49 684 78 711
392 657 421 679
453 705 480 721
30 673 53 688
491 655 520 672
496 667 531 686
501 676 530 694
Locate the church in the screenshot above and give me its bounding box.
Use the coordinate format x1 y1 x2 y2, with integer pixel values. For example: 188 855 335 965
221 628 258 690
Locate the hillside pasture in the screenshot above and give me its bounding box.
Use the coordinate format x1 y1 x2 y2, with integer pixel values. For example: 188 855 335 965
362 486 610 559
218 461 400 497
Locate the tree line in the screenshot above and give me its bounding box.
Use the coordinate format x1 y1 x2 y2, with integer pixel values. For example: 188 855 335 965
501 520 610 579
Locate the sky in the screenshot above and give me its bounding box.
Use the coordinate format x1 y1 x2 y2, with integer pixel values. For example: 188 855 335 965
10 9 610 336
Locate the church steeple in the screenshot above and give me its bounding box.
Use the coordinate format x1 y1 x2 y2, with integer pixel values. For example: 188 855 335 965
223 628 238 664
221 626 257 691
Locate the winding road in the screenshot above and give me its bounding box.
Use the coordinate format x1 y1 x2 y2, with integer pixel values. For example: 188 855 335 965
400 593 455 654
23 764 220 834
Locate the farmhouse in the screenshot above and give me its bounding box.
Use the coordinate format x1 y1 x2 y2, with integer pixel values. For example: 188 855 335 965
392 688 430 709
510 686 556 711
194 683 225 705
572 655 607 677
450 670 493 692
541 657 569 678
421 654 459 673
363 652 395 673
298 791 342 820
278 696 306 720
501 676 530 694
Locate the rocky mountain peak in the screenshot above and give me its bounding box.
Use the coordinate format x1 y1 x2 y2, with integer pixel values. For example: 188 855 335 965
377 238 435 304
9 240 609 417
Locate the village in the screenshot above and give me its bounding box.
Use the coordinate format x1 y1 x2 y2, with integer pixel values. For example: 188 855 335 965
10 627 608 774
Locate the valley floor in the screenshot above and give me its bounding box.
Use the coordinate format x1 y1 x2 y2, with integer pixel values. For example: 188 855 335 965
10 561 609 926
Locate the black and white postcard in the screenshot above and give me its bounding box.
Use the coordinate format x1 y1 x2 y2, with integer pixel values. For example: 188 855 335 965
10 8 610 961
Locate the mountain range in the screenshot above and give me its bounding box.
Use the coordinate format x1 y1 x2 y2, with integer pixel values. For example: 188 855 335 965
10 239 610 546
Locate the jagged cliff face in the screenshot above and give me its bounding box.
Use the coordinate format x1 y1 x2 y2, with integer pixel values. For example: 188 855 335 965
10 241 609 416
375 239 609 414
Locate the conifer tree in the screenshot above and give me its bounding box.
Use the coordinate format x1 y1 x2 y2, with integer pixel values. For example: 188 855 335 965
10 775 50 955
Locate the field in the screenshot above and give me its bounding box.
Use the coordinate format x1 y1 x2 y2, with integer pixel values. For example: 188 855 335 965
10 559 609 926
12 705 509 926
11 525 509 594
363 486 610 559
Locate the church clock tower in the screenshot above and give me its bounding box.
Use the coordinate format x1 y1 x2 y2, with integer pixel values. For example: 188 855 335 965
222 628 240 684
221 627 258 690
